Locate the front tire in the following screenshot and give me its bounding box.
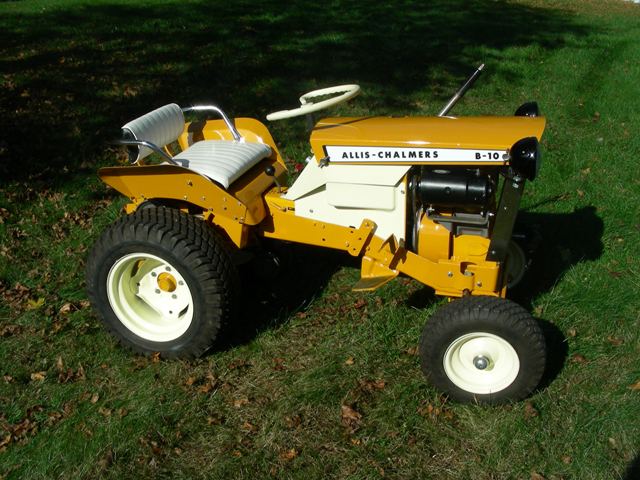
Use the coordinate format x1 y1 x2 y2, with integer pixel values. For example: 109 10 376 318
86 206 238 358
419 296 546 404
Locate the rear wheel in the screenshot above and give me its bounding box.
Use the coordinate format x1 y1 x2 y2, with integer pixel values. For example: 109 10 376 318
86 206 238 358
419 296 546 404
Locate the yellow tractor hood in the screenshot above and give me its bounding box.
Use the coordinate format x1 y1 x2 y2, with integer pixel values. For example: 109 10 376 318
310 116 546 166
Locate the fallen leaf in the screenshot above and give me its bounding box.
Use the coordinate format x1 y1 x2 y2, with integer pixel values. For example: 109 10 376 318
59 303 74 315
56 356 64 372
353 299 367 310
117 408 128 418
26 297 45 310
185 376 196 386
285 414 302 429
30 371 46 382
341 404 362 433
576 189 584 198
350 438 361 446
241 421 257 432
628 380 640 391
607 336 624 346
97 448 114 471
566 328 577 338
570 354 587 364
562 456 572 464
233 397 249 408
151 352 161 363
531 472 546 480
279 448 298 461
273 357 286 371
360 378 386 392
344 357 355 366
524 402 539 419
3 375 14 383
580 167 591 175
0 324 21 337
98 407 112 417
90 393 100 404
404 346 418 356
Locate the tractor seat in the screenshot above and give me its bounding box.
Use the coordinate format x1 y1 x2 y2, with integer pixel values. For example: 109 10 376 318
172 140 271 189
120 103 272 190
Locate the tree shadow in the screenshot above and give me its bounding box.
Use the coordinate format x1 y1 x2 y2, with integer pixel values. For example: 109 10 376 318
0 0 589 185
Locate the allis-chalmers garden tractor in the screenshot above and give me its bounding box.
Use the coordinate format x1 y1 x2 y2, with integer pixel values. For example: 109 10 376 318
87 66 548 404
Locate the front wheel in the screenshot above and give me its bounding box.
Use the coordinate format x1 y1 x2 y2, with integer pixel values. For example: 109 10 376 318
86 206 239 358
419 296 546 404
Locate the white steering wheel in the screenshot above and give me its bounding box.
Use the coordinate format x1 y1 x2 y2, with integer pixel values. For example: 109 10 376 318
266 84 361 121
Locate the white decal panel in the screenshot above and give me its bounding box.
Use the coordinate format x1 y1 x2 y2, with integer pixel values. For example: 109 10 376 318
325 146 507 163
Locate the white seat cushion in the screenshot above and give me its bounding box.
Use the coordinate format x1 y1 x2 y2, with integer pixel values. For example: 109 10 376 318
172 140 272 189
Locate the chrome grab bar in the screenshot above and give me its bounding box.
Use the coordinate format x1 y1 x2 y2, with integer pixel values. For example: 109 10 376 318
182 105 242 142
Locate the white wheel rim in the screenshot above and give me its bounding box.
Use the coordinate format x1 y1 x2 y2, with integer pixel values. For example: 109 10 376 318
106 253 194 342
443 332 520 394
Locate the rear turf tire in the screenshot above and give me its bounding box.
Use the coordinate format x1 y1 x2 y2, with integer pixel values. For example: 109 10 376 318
86 206 238 358
419 296 546 404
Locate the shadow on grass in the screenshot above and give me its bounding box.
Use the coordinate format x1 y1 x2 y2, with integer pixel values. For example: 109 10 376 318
624 454 640 480
0 0 588 185
218 243 344 348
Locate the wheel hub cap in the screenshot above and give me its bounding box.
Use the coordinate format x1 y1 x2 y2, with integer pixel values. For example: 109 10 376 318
473 355 490 370
443 332 520 394
106 253 194 342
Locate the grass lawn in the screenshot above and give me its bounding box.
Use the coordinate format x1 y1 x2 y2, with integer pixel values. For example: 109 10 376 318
1 0 639 478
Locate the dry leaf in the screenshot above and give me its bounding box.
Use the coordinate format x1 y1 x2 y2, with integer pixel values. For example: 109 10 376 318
241 421 257 432
285 414 302 429
353 299 367 310
3 375 14 383
185 376 196 386
30 371 46 382
531 473 546 480
90 393 100 404
628 380 640 391
344 357 355 366
0 324 21 337
570 354 587 364
273 357 286 371
98 407 112 417
279 448 298 461
56 356 64 372
233 397 249 408
151 352 161 363
404 346 418 356
566 328 577 338
576 189 584 198
360 378 386 392
341 404 362 433
562 456 572 464
607 336 624 346
524 402 539 419
59 303 73 315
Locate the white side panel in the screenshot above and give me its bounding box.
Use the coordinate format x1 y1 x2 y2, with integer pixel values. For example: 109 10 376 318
285 159 410 200
294 179 407 241
326 183 395 210
284 157 326 200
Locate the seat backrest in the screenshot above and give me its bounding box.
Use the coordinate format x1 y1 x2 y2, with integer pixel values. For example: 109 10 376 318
122 103 185 163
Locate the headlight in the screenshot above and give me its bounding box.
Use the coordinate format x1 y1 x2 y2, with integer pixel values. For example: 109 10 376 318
510 137 541 181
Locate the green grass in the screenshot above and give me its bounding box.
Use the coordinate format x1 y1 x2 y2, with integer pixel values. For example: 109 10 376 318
1 0 639 478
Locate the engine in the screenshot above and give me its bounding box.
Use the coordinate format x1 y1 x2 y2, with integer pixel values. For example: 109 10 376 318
407 167 497 257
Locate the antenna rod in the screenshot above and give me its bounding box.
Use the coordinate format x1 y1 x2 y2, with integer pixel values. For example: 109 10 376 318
438 64 484 117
